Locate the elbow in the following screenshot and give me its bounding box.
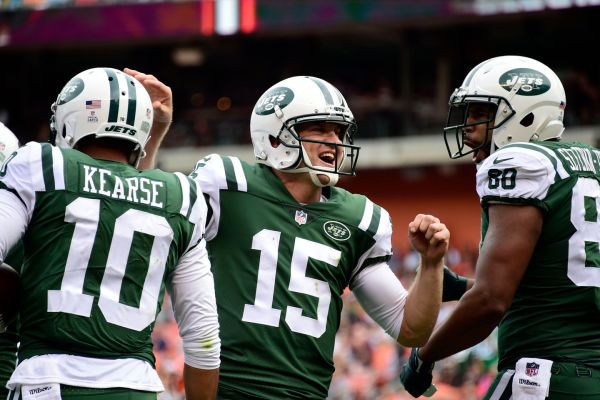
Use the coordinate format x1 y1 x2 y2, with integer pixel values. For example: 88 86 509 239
181 322 221 370
397 320 435 348
473 288 509 323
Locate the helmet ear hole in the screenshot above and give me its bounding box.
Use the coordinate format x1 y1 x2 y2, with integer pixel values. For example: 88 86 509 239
520 112 534 127
268 135 280 148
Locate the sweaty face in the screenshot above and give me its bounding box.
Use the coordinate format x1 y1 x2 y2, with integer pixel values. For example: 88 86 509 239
463 102 496 164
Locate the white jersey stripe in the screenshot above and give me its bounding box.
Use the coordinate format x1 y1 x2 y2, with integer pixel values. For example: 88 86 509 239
358 198 374 231
230 156 247 192
375 208 391 241
28 142 45 192
51 146 65 190
175 172 190 216
187 178 207 249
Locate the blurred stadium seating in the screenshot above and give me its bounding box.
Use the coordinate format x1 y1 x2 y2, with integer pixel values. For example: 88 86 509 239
2 1 600 398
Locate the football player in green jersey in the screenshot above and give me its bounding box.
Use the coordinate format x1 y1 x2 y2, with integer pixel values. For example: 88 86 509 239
185 76 450 399
0 68 220 400
401 56 600 399
0 122 20 400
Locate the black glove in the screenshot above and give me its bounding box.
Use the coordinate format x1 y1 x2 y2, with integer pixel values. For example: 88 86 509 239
400 348 437 398
442 266 468 302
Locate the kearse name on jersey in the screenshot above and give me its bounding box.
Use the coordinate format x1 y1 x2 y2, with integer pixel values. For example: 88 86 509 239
81 164 165 208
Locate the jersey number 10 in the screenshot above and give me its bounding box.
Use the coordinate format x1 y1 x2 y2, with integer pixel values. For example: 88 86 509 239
47 197 172 331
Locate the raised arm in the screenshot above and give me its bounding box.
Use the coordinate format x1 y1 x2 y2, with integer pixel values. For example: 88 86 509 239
398 214 449 347
124 68 173 170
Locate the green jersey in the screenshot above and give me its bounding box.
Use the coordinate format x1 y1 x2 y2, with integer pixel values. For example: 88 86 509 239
0 142 205 369
191 154 393 399
476 141 600 370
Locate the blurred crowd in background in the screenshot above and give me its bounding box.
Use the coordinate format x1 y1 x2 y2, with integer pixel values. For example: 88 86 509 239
152 243 494 400
160 67 600 148
3 4 600 150
4 65 600 150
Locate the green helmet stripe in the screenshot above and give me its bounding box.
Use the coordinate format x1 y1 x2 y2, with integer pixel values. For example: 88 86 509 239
41 143 55 191
104 68 120 123
126 76 137 126
308 77 333 105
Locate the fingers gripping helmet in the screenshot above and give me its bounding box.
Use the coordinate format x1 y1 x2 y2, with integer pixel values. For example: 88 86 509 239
444 55 566 159
50 68 154 167
0 122 19 167
250 76 360 187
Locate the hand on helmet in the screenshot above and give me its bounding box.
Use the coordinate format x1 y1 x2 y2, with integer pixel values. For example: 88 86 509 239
124 68 173 125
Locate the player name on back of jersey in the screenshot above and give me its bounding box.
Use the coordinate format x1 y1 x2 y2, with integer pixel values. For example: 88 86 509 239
80 164 165 208
557 147 600 174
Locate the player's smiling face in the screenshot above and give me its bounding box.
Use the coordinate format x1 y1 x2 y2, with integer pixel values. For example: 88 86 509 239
296 121 345 170
463 102 496 164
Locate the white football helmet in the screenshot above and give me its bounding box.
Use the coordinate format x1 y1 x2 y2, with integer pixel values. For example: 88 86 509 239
250 76 360 187
50 67 154 167
444 55 566 159
0 122 18 167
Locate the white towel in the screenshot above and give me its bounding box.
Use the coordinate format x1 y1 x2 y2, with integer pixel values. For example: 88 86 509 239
511 358 553 400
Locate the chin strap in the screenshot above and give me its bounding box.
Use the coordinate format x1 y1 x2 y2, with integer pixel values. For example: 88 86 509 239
283 165 339 187
301 146 339 187
278 144 341 187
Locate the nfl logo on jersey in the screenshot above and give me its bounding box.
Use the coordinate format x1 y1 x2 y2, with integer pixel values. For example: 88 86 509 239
295 210 307 225
525 362 539 377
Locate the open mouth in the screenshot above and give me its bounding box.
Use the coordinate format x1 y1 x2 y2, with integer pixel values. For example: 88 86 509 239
319 152 336 168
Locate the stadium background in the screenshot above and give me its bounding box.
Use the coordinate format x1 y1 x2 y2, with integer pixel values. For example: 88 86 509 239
2 1 600 398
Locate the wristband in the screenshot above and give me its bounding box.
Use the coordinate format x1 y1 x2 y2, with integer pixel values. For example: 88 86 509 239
442 266 468 301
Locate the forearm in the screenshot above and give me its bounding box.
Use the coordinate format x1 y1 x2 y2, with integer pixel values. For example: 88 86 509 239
419 286 503 362
399 258 443 347
138 120 170 170
184 364 219 400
